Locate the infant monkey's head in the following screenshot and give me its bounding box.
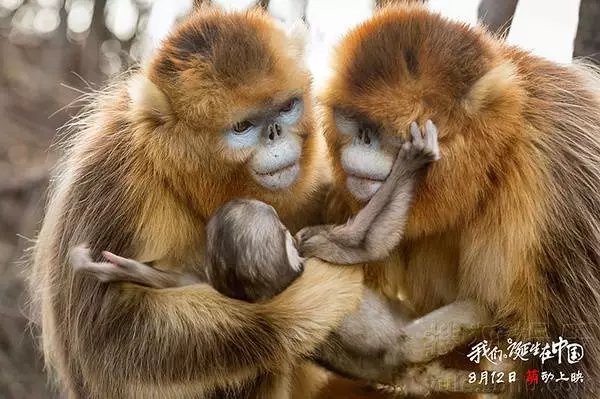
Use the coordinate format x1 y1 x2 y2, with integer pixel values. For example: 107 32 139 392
205 199 304 302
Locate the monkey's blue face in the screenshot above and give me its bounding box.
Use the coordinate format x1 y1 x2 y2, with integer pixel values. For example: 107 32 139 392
334 110 401 201
222 97 305 191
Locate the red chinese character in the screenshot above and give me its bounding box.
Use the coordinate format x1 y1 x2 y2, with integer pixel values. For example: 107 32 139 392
526 369 540 385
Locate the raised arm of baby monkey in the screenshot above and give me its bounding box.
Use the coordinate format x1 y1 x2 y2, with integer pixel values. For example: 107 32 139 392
71 199 303 303
297 120 439 264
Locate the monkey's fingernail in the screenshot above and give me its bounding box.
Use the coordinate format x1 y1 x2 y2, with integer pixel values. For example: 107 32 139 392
102 251 118 264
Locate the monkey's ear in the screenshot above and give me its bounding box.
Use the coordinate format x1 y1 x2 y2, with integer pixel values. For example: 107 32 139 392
128 75 172 121
463 62 520 114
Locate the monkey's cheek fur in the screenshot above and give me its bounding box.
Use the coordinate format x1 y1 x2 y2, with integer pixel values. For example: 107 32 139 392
251 162 300 191
346 175 383 202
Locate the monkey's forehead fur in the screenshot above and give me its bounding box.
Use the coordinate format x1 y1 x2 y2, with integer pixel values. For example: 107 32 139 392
323 4 499 129
147 8 308 127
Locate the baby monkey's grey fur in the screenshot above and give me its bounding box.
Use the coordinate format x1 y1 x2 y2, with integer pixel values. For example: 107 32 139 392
71 199 302 303
70 121 492 395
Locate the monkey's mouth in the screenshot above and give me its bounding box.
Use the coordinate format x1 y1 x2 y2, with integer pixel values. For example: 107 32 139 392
252 162 300 191
346 174 385 202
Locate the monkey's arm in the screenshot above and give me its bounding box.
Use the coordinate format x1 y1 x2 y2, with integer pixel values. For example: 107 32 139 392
68 257 363 393
315 298 489 385
297 121 439 265
70 245 199 288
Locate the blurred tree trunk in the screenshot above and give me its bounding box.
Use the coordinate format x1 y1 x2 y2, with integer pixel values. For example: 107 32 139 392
574 0 600 62
478 0 518 35
79 0 110 85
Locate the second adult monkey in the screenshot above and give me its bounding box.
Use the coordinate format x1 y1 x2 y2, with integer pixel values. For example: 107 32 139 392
319 3 600 398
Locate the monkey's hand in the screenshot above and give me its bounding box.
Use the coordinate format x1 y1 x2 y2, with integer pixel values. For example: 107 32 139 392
395 119 440 176
295 224 334 244
296 224 362 263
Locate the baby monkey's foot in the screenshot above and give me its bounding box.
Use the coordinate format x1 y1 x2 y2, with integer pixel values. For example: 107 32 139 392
69 244 146 283
396 120 440 173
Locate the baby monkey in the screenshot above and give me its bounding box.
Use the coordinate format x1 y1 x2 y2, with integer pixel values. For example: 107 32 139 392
71 199 303 302
70 120 439 301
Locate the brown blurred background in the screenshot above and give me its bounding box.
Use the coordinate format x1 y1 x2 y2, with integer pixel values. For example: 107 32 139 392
0 0 598 398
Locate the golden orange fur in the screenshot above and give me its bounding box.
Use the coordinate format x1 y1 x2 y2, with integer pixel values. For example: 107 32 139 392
29 8 364 399
321 4 600 398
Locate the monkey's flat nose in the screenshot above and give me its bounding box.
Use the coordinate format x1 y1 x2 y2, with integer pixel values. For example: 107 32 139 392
268 123 282 141
358 127 371 145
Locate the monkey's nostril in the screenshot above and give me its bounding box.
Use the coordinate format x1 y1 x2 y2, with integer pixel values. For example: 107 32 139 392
365 134 371 145
268 123 282 140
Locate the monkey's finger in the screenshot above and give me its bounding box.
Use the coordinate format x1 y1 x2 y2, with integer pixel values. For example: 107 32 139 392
425 120 441 160
295 225 325 244
395 141 413 164
410 122 424 149
102 251 141 269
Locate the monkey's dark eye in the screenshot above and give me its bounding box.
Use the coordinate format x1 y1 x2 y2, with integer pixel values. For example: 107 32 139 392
233 120 253 133
280 98 297 113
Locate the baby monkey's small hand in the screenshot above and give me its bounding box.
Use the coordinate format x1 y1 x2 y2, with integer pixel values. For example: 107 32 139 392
295 225 333 246
395 119 440 174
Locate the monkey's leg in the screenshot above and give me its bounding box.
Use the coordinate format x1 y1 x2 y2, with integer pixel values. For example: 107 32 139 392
70 245 198 288
315 298 489 384
376 361 503 396
384 300 490 366
313 289 413 383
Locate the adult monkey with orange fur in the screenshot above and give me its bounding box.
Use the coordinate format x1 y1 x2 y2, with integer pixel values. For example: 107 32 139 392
29 8 365 399
320 4 600 398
